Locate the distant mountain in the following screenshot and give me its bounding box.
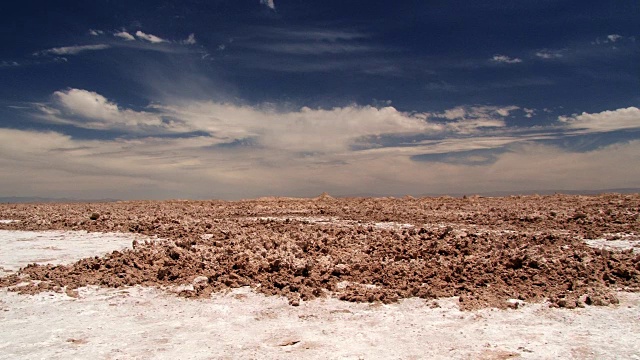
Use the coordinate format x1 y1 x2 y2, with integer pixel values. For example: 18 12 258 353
453 188 640 197
340 188 640 199
1 188 638 203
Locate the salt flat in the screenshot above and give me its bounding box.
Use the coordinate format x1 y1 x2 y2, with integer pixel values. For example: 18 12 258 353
0 228 639 359
0 229 149 275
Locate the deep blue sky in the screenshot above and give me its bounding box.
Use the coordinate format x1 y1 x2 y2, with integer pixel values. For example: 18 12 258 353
0 1 639 199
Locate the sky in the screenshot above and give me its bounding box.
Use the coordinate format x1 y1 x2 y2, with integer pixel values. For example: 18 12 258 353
0 0 639 200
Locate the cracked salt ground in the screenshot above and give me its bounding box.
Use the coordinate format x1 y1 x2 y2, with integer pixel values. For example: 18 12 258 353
1 286 639 359
0 229 639 359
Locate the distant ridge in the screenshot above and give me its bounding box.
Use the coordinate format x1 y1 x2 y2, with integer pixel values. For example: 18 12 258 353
449 188 640 198
339 188 640 198
1 188 638 203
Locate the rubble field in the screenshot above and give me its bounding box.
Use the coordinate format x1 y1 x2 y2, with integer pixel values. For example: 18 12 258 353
1 193 639 310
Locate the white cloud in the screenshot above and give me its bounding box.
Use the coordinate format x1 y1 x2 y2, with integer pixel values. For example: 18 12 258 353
25 89 640 198
260 0 275 10
114 31 136 41
431 106 519 134
37 90 537 153
135 31 168 44
183 33 196 45
491 55 522 64
440 108 467 120
559 107 640 133
37 44 110 56
154 102 434 152
88 29 103 36
535 49 563 59
607 34 623 43
37 89 437 152
492 106 519 117
37 89 169 133
594 34 631 45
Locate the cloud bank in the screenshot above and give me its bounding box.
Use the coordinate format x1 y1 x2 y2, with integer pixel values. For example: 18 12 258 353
1 126 638 200
38 89 434 152
12 88 637 199
559 107 640 133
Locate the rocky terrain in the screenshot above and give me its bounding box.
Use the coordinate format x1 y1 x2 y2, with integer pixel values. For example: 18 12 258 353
1 193 639 310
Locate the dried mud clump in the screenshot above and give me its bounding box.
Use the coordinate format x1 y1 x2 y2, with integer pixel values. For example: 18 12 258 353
1 194 639 310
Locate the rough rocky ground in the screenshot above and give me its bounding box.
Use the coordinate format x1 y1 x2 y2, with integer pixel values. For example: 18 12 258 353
1 193 639 310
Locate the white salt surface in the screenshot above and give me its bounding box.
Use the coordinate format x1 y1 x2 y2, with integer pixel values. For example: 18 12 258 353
584 233 640 253
0 230 639 359
0 287 639 359
0 230 147 273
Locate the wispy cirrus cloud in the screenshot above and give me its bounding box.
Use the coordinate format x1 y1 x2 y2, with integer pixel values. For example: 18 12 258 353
224 27 399 74
491 55 522 64
237 26 375 55
259 28 368 42
90 27 192 44
535 49 564 59
32 29 202 61
245 42 378 55
35 44 110 56
0 61 20 68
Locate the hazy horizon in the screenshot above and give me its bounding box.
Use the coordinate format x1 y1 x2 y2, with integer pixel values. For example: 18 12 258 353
2 187 640 203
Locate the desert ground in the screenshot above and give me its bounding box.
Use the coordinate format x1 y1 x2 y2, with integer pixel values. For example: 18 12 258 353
1 194 639 358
